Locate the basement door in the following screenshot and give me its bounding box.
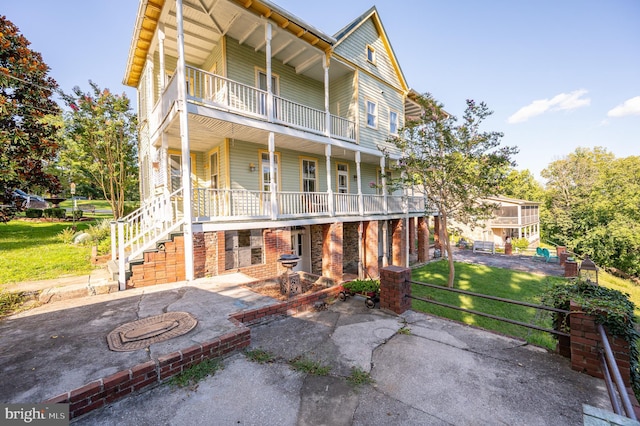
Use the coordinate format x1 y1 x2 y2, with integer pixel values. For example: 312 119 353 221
291 226 310 272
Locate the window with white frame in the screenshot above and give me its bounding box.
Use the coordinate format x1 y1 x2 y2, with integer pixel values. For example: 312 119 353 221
302 159 317 192
337 163 348 193
366 100 377 128
209 151 219 189
389 110 398 135
260 152 279 192
366 45 376 64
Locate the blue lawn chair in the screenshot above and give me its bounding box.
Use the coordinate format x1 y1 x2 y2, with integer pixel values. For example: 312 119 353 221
542 248 559 263
532 247 545 262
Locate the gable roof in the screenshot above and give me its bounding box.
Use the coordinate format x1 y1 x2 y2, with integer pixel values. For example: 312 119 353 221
333 6 408 93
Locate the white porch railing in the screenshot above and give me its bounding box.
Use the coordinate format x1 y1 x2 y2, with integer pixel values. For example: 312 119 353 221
278 192 330 217
114 188 184 290
193 188 272 219
363 195 385 215
334 193 360 215
184 66 356 142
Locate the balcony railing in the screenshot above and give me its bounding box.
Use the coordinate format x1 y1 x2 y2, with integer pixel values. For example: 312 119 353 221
189 189 428 221
489 216 539 226
183 66 356 142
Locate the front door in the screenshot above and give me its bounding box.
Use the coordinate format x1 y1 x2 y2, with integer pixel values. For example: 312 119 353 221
291 226 310 272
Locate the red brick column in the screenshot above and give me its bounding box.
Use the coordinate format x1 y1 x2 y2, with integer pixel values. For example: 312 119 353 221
379 266 411 314
417 217 430 263
433 216 441 250
408 217 416 255
569 301 602 377
557 246 567 266
363 221 379 278
322 223 343 283
391 219 406 266
565 260 578 277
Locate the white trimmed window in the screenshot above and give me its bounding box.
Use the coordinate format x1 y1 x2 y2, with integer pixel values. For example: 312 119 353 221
389 110 398 135
366 45 376 64
366 100 377 129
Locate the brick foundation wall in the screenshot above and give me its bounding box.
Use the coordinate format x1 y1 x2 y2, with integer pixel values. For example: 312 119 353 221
417 217 430 263
128 234 186 288
364 220 379 278
229 285 343 326
379 266 411 314
43 328 250 419
408 217 416 255
391 219 406 266
322 223 343 282
343 222 359 274
310 225 323 275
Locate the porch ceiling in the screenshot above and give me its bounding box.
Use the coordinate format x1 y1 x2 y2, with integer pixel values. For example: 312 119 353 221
161 114 382 164
127 0 352 87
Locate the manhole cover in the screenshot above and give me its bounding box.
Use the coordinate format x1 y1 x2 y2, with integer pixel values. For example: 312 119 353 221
107 312 198 352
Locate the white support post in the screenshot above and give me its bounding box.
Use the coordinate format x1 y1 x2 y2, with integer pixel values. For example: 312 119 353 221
158 23 166 91
324 54 330 136
269 133 278 220
176 0 194 282
356 151 363 215
117 220 126 290
110 221 117 262
380 156 387 214
382 220 389 267
325 145 334 216
265 23 273 122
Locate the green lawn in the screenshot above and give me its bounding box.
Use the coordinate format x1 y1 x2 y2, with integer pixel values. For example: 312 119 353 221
412 261 570 349
411 260 640 350
0 220 96 285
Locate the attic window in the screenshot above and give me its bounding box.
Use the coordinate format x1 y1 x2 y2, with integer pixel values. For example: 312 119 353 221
366 45 376 64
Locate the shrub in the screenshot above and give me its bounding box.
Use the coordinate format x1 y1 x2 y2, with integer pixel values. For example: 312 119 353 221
56 227 76 243
72 210 83 220
51 208 66 219
25 209 43 218
512 237 529 251
43 208 54 218
343 279 380 294
542 280 640 398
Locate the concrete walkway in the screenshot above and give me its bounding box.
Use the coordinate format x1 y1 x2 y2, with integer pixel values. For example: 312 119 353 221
0 251 619 424
73 299 610 425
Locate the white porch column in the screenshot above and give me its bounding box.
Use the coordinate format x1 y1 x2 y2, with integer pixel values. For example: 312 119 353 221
265 23 273 122
269 133 278 220
402 163 409 267
324 54 330 136
382 220 389 267
325 145 334 216
356 151 363 215
380 156 387 213
158 23 166 91
176 0 194 282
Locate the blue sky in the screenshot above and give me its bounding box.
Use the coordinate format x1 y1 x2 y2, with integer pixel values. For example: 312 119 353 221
4 0 639 182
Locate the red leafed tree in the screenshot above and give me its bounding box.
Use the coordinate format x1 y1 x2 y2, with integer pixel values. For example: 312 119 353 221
0 15 61 205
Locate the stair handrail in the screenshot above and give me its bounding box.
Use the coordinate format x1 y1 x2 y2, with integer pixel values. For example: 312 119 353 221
115 188 184 290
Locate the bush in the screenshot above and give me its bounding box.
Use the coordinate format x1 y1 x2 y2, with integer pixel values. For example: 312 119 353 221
51 208 66 219
25 209 43 218
343 279 380 294
512 237 529 251
72 210 83 220
56 227 77 243
43 208 53 218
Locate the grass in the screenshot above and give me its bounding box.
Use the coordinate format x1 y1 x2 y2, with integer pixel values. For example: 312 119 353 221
411 260 640 350
244 348 275 364
0 220 97 284
0 291 30 318
168 358 222 388
411 260 567 350
289 357 331 376
346 367 374 387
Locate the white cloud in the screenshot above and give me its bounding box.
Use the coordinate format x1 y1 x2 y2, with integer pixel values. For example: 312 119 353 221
507 89 590 124
607 96 640 117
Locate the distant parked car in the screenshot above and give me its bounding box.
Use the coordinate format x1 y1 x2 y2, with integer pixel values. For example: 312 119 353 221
12 189 48 209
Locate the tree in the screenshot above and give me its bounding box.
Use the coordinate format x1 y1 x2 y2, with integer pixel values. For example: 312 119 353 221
500 169 545 202
386 93 517 287
61 81 138 219
542 148 640 277
0 16 61 204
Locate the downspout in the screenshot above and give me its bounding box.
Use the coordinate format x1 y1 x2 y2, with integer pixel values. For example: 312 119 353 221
176 0 194 281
